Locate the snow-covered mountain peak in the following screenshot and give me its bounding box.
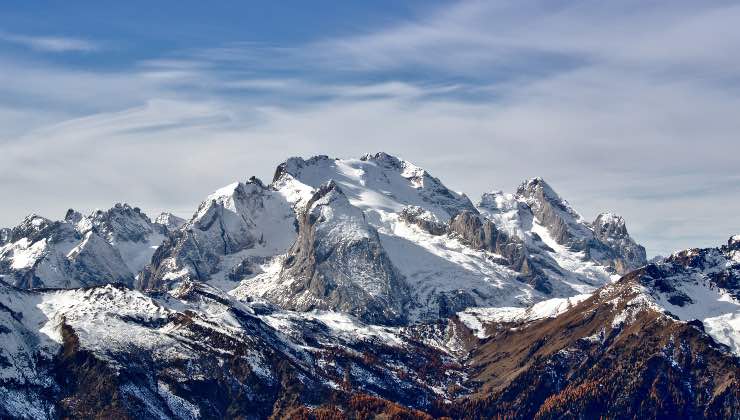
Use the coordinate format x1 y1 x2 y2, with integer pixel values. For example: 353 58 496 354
516 177 583 223
593 212 629 239
514 178 597 250
197 177 276 222
728 234 740 252
0 203 171 289
604 240 740 355
83 203 157 244
238 176 410 325
13 214 55 239
153 212 185 230
272 155 333 185
63 209 83 224
22 213 50 226
271 153 476 223
517 177 555 198
360 151 404 168
140 175 297 290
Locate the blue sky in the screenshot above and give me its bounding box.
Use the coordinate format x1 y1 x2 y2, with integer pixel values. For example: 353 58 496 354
1 1 739 256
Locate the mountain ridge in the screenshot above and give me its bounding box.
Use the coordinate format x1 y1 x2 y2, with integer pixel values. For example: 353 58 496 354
1 152 737 419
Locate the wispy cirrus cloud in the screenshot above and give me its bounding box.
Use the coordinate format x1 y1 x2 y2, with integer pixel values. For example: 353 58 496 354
0 31 100 52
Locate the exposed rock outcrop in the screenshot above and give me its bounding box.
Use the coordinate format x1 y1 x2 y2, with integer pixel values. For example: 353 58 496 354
398 206 447 236
153 212 186 230
591 212 647 273
266 181 410 325
139 178 297 290
448 210 551 293
516 177 646 274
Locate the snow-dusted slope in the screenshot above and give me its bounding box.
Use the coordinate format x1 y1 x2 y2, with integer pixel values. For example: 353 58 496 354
69 203 167 274
458 293 592 339
0 279 462 419
610 235 740 354
0 205 169 289
464 252 739 419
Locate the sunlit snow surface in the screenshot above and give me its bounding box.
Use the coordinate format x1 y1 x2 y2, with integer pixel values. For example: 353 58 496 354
234 154 620 322
596 247 740 355
458 294 592 339
649 270 740 354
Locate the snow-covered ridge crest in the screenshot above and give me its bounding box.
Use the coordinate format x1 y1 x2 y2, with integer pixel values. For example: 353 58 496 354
510 176 646 275
458 294 592 339
4 153 647 327
139 176 297 290
0 204 169 289
600 238 740 355
272 152 477 223
136 153 651 325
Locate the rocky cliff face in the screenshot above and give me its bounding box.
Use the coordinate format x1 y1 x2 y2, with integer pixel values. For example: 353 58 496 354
516 177 647 274
591 212 648 273
138 178 297 290
0 228 10 246
447 210 550 292
516 177 593 244
251 181 410 325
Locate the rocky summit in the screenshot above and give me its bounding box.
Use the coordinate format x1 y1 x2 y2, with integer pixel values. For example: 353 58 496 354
0 153 737 420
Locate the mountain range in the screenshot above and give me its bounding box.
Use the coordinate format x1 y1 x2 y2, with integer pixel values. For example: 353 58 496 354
0 153 737 419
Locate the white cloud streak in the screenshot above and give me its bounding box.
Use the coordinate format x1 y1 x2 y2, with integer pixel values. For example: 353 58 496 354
0 31 100 52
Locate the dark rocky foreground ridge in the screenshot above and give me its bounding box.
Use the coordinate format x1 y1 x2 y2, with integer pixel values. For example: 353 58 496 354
0 153 737 419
